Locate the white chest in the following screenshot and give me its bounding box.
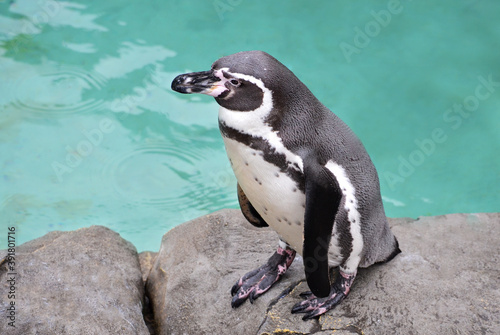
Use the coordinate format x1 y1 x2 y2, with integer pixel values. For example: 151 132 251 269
223 137 306 254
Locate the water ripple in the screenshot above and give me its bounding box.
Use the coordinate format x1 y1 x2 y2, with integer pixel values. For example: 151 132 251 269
12 66 107 117
102 143 208 210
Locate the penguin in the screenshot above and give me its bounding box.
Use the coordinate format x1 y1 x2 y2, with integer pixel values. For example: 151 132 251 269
171 50 400 320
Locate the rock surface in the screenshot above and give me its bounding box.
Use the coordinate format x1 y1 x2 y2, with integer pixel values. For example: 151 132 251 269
139 251 158 283
147 209 500 335
0 226 149 335
1 211 498 334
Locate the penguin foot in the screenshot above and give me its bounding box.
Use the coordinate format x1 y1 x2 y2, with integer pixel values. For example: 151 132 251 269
231 246 296 308
291 270 356 321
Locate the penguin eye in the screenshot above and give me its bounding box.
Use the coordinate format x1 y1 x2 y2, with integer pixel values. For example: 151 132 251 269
229 79 241 87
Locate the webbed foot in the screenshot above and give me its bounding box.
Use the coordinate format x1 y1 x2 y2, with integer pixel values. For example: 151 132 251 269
231 246 296 308
291 270 356 320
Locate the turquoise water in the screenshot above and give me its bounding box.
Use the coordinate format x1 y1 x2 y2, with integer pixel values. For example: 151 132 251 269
1 0 499 252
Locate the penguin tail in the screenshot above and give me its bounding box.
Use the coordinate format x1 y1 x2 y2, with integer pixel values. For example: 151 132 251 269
381 237 401 264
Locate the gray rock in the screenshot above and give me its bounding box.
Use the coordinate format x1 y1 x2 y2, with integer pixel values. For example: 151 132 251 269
0 225 150 335
139 251 158 284
147 209 500 335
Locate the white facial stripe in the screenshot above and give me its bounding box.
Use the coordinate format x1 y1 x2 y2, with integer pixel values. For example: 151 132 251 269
213 69 225 80
218 68 304 172
325 160 363 274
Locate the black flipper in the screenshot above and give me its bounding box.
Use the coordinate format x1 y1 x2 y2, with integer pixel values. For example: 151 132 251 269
302 158 342 298
237 183 268 228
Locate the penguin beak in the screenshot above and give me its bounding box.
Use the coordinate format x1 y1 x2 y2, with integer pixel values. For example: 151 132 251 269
171 70 227 97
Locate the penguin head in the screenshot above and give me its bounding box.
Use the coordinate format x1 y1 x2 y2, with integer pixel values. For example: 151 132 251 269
172 51 310 112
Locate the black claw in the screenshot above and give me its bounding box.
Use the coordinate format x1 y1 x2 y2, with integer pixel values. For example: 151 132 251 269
231 295 245 308
249 291 256 304
302 313 319 321
231 282 240 296
291 302 307 314
248 290 262 304
299 291 313 299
